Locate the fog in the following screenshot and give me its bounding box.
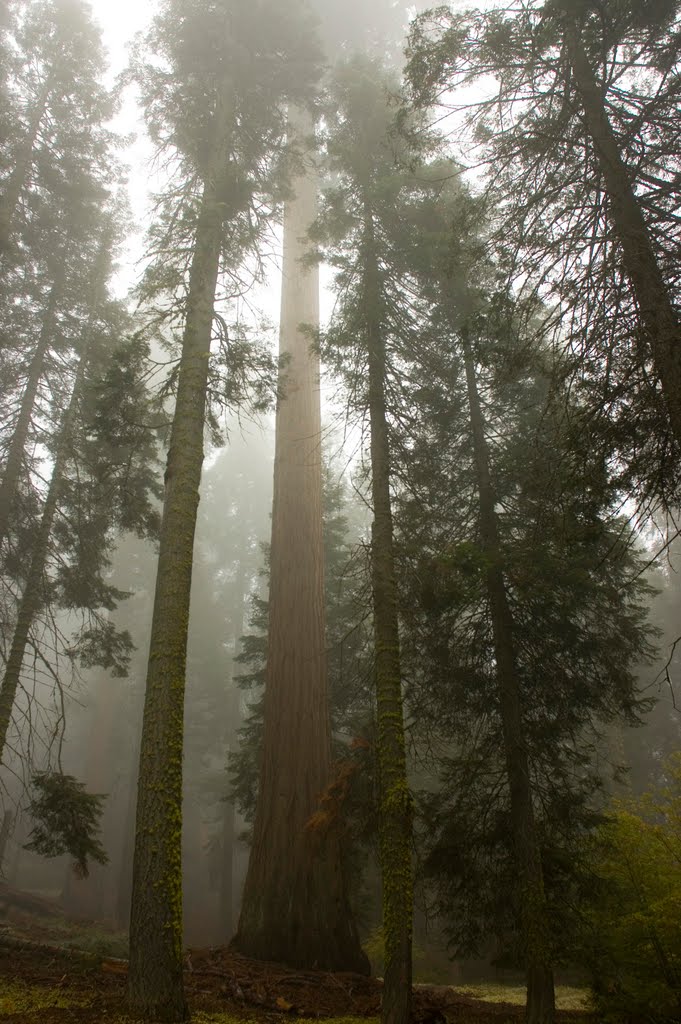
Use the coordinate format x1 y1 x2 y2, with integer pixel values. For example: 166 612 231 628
0 0 680 1017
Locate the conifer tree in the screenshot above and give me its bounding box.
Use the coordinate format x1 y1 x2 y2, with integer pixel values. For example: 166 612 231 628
0 0 114 257
126 1 319 1016
394 180 657 1023
237 0 432 973
405 0 681 504
233 106 368 973
310 58 444 1024
0 0 118 552
0 0 159 774
0 228 161 768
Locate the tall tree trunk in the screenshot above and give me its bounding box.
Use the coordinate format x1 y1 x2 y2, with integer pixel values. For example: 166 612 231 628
0 276 60 547
114 722 141 932
0 809 12 874
127 93 233 1022
362 199 413 1024
0 79 52 253
565 21 681 448
233 106 366 973
219 558 245 943
462 338 555 1024
0 344 90 765
218 759 236 940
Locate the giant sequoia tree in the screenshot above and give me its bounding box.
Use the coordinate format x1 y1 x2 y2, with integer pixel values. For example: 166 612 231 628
234 0 430 973
126 1 319 1018
233 105 368 972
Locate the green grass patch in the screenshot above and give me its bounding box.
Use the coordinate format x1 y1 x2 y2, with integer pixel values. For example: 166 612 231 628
0 979 93 1014
450 983 591 1011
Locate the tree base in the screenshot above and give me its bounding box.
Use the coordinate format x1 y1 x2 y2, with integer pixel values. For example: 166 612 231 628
526 964 555 1024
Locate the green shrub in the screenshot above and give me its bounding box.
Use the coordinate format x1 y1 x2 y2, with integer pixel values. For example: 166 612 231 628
584 755 681 1021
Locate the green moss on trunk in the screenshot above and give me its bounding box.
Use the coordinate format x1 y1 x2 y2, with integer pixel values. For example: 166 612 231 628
127 97 232 1024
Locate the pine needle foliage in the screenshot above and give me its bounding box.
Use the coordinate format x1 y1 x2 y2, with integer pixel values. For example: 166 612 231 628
24 771 108 878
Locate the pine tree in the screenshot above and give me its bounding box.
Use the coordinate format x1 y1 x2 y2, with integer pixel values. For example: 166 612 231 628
0 0 119 554
0 229 161 768
0 0 114 258
393 180 657 1022
310 58 446 1024
405 0 681 508
126 1 319 1016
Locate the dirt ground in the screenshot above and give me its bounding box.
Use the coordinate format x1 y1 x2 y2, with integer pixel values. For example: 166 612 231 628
0 885 593 1024
0 941 596 1024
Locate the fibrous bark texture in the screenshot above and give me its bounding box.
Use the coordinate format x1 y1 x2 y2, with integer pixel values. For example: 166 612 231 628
127 117 229 1022
233 107 366 974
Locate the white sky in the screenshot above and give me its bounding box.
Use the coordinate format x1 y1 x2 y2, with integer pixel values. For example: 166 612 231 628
84 0 498 453
89 0 157 294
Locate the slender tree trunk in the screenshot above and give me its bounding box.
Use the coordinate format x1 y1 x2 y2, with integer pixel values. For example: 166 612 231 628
565 21 681 448
127 97 233 1022
0 276 60 547
364 201 411 1024
114 723 141 932
462 338 555 1024
363 199 413 1024
233 106 366 973
0 346 89 765
0 810 12 874
0 79 52 252
219 767 236 939
219 559 245 943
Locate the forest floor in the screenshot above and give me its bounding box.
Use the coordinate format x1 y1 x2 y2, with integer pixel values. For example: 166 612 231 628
0 886 594 1024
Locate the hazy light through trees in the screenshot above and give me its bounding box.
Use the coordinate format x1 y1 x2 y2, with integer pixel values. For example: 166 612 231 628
0 2 680 1024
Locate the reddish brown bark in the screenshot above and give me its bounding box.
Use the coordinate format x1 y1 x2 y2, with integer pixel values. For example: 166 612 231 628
233 107 366 973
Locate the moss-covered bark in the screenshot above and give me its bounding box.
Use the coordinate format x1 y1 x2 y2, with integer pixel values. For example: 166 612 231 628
0 275 60 546
233 107 366 974
126 97 231 1023
565 19 681 449
462 338 555 1024
363 199 413 1024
